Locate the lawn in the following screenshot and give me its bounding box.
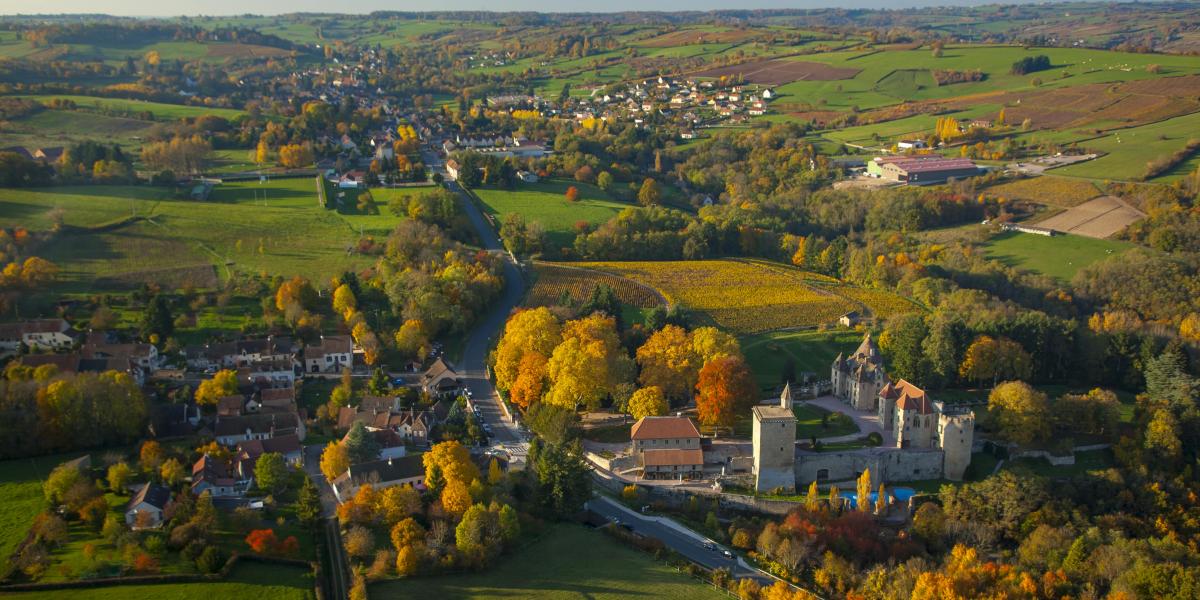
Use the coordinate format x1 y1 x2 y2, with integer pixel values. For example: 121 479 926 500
980 230 1131 283
0 180 381 296
3 562 315 600
731 400 859 440
741 329 866 389
370 524 727 600
472 179 631 249
1003 448 1115 477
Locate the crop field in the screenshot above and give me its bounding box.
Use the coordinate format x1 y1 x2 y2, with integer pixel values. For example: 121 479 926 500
0 110 155 154
640 27 763 47
572 260 856 333
0 180 381 294
984 176 1102 207
472 179 631 249
526 262 666 309
371 524 727 600
1035 195 1145 238
981 230 1132 282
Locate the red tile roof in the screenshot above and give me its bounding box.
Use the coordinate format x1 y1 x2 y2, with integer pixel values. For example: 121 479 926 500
641 448 703 467
631 416 700 441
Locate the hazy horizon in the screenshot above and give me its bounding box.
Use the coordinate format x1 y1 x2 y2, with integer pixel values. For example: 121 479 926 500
0 0 1091 18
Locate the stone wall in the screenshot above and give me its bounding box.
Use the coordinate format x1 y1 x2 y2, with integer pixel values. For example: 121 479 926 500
794 448 946 487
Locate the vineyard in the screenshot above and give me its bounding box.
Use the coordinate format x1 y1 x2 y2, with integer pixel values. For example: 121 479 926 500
827 285 922 319
525 263 666 309
572 260 857 333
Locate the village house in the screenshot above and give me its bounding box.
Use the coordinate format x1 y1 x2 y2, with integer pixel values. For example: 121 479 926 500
235 433 305 482
125 483 173 529
303 335 354 374
214 412 305 446
419 357 462 397
630 416 704 479
192 454 247 498
331 455 425 503
0 319 77 354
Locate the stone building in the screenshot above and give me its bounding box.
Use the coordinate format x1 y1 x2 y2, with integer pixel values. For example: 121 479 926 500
831 333 887 411
752 384 797 492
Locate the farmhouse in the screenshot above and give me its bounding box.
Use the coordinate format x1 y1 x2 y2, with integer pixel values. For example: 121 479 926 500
192 454 246 498
869 156 979 185
630 416 701 459
420 357 462 397
0 318 77 354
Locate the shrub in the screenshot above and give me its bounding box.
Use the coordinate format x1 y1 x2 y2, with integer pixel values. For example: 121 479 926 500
196 546 225 573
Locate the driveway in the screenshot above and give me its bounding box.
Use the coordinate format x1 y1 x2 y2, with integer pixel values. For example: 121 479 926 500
803 396 890 445
587 495 776 587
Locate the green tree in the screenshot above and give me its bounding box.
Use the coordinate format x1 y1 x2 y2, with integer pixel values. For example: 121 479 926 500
254 452 289 494
107 461 133 493
368 368 390 396
987 381 1051 446
296 475 322 527
533 442 591 519
880 314 930 384
637 178 661 206
455 503 501 566
596 171 614 191
345 421 381 464
140 294 173 341
43 464 82 506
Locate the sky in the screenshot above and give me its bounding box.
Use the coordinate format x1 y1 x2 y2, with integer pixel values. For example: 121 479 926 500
0 0 1074 17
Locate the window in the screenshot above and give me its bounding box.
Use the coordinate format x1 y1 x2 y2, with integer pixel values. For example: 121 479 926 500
816 468 829 481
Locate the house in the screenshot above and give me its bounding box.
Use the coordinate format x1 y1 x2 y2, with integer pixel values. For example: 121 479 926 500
217 395 245 417
331 455 425 503
337 403 431 445
214 412 305 446
126 483 173 528
0 319 77 354
235 433 304 482
338 170 366 189
33 147 64 163
445 159 460 181
303 335 354 374
81 341 159 372
839 311 861 328
420 357 461 396
241 358 297 386
897 140 927 150
630 416 701 455
192 454 247 498
639 448 704 480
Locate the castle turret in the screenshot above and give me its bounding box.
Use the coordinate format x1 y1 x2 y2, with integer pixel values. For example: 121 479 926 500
780 382 793 409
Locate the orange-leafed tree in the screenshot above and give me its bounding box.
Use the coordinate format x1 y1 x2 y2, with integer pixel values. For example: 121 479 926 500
564 186 580 202
440 479 472 519
695 356 757 428
246 529 280 554
509 351 548 409
493 307 562 392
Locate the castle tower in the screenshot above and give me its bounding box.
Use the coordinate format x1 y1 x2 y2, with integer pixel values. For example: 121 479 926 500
937 407 975 481
752 394 797 493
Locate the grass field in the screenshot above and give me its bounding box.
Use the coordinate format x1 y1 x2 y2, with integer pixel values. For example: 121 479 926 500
370 524 727 600
0 180 380 294
981 230 1131 282
472 180 631 249
1052 111 1200 181
0 110 155 154
983 176 1102 207
3 562 315 600
0 453 88 575
571 260 902 334
741 329 866 389
13 95 245 121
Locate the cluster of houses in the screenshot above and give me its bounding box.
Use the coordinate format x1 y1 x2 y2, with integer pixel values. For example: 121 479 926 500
558 76 775 134
0 145 64 164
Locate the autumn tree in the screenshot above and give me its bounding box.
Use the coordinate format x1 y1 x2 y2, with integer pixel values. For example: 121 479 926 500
423 440 480 491
564 186 580 202
637 178 661 206
627 386 668 420
545 313 632 410
509 351 548 409
275 276 318 324
695 356 757 428
441 478 473 518
320 442 350 481
987 381 1050 446
139 440 165 472
160 458 185 486
393 319 431 361
856 469 872 513
494 308 562 392
195 369 237 406
106 461 132 493
636 325 695 399
278 144 314 168
245 529 279 554
333 284 357 317
959 335 1032 387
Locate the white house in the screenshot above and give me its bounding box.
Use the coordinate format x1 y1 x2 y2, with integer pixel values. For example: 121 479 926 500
0 319 77 354
126 483 173 529
303 335 354 374
331 455 425 503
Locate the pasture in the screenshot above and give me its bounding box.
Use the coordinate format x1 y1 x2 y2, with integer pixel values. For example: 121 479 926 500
0 453 87 575
0 110 154 154
370 524 727 600
472 179 631 249
981 230 1132 282
0 179 382 294
12 95 245 121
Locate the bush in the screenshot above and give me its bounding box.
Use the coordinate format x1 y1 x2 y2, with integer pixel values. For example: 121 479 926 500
195 546 225 573
866 432 883 446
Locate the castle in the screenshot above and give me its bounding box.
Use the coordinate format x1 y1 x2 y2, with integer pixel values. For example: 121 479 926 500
751 333 974 491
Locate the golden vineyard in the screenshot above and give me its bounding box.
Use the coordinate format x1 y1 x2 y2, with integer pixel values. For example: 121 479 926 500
525 263 666 309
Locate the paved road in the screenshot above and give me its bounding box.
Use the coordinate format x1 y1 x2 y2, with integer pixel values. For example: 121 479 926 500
303 443 350 600
587 495 776 586
433 161 527 447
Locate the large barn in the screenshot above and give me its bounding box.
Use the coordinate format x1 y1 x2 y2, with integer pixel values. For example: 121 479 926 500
869 156 980 185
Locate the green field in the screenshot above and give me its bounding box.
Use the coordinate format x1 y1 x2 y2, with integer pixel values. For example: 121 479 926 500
370 524 727 600
13 95 245 121
1052 111 1200 181
0 180 384 295
1 562 315 600
0 110 154 154
741 329 866 389
473 179 632 249
0 453 87 575
981 230 1131 282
